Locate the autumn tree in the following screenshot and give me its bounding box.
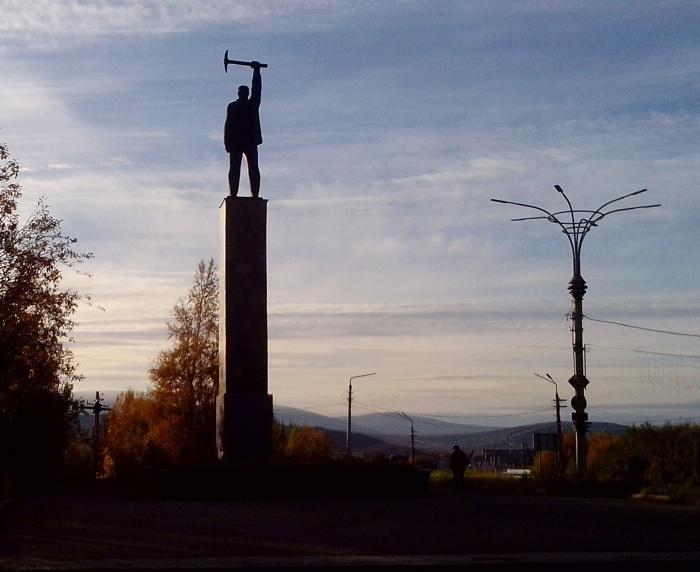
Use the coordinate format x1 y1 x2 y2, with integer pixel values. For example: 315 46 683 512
103 390 183 477
285 426 334 463
532 450 558 479
148 259 219 465
589 423 700 488
0 142 91 482
585 432 619 480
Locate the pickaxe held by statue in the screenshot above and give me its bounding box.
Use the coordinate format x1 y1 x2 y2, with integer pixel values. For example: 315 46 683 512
224 50 268 73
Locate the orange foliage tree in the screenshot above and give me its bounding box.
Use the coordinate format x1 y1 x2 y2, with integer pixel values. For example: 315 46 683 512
559 431 620 479
105 390 190 476
560 431 577 476
284 426 334 463
589 423 700 488
105 261 219 474
532 451 558 479
148 259 219 465
585 432 619 479
1 142 91 483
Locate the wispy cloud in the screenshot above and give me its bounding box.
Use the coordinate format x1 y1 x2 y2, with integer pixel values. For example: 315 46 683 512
0 1 352 47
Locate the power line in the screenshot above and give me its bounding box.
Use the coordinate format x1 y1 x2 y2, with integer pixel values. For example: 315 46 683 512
352 401 406 420
298 401 347 410
353 401 468 427
443 408 553 419
410 409 553 420
584 314 700 338
279 401 346 412
588 344 700 359
354 401 552 420
601 346 700 360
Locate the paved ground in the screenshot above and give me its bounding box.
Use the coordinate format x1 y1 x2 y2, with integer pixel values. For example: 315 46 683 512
1 483 699 570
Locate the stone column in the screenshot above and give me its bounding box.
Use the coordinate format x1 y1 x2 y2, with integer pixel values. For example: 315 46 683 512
216 197 273 461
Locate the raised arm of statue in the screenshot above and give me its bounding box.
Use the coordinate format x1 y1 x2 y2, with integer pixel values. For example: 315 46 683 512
250 63 262 108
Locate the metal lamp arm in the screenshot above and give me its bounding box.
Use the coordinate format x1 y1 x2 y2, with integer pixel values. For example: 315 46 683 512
491 198 576 263
593 203 661 223
555 187 586 272
533 372 554 386
588 189 649 223
509 215 551 221
491 198 554 218
491 199 569 232
554 185 578 245
594 188 648 215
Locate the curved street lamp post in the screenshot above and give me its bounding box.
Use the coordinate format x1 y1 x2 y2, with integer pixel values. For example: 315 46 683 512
400 412 416 464
492 185 659 476
346 372 376 457
534 372 566 477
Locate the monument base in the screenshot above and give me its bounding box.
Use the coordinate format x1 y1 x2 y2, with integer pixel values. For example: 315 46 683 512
216 393 273 461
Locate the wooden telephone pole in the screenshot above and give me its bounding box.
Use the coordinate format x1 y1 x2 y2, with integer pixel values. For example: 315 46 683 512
83 391 111 477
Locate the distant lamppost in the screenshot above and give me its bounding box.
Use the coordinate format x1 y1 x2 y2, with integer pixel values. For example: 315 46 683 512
534 372 566 476
400 412 416 464
346 372 376 457
492 185 659 476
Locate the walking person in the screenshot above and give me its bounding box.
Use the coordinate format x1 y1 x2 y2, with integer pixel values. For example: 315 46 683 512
449 445 469 491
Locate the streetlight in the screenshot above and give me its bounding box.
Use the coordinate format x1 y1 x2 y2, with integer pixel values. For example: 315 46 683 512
492 185 659 476
346 372 376 457
534 372 566 476
400 412 416 464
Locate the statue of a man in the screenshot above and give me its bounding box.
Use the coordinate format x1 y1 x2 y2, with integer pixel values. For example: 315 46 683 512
225 62 263 197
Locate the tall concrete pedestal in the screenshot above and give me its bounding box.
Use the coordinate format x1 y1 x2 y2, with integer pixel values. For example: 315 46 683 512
216 197 273 461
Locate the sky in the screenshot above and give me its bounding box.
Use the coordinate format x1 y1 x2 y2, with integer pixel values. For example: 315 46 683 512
2 1 699 427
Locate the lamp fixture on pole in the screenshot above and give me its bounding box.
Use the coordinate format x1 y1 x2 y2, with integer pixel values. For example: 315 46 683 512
534 372 566 477
492 185 659 476
400 412 416 464
346 372 376 457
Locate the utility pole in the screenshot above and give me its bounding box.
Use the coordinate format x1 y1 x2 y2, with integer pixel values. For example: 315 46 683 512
345 372 376 457
534 373 567 477
83 391 111 477
493 185 659 477
400 412 415 464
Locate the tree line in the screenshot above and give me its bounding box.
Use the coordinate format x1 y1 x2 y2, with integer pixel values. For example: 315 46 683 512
533 424 700 499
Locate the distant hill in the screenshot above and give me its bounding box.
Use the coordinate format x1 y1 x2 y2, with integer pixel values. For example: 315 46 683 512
413 421 630 453
273 406 490 437
273 408 635 456
320 428 400 456
274 406 347 433
347 412 490 436
313 421 628 457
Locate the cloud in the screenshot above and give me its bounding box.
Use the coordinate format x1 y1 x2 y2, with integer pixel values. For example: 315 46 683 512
0 0 354 48
0 64 116 175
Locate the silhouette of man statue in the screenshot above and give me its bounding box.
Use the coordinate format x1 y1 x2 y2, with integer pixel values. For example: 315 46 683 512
225 62 263 197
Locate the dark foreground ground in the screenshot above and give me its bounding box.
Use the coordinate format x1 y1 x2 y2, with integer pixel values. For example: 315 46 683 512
1 482 699 571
